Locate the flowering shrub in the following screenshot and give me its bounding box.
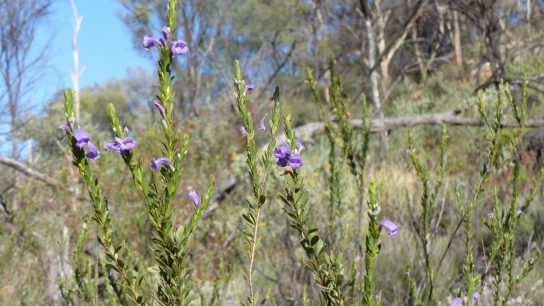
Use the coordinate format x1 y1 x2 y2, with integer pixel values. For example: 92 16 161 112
59 1 214 304
56 0 542 305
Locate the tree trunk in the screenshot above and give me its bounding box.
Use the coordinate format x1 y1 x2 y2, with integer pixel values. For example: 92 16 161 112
412 27 427 81
365 18 388 152
453 11 463 67
485 2 503 84
527 0 532 33
70 0 82 122
375 0 389 91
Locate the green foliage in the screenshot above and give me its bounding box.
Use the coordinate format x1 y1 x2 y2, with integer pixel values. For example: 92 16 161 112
362 182 380 306
59 2 215 305
233 60 281 305
276 114 349 306
4 1 544 305
406 125 447 304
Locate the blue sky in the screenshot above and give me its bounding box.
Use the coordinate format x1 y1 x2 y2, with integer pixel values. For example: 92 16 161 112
35 0 153 104
0 0 153 155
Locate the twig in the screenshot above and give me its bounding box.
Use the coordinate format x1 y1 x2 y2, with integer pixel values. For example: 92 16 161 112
0 156 64 188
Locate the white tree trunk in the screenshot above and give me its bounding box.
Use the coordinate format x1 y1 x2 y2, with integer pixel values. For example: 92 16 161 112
365 18 388 150
70 0 83 122
453 11 463 67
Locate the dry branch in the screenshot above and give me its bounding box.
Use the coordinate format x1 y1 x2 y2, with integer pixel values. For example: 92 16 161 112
279 110 544 144
0 156 64 188
206 110 544 214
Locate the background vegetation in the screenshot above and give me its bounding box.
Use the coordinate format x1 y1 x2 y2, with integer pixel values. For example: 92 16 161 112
1 0 544 305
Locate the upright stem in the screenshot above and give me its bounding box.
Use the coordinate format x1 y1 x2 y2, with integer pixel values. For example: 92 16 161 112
247 207 261 303
362 182 380 306
234 61 281 305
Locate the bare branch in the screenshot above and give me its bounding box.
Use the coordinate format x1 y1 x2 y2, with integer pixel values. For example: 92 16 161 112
205 110 544 214
277 110 544 144
0 156 64 188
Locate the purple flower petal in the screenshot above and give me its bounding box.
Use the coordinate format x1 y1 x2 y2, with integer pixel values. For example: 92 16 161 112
151 157 173 171
143 36 162 50
161 26 170 42
276 157 290 167
73 128 90 149
154 101 166 116
274 145 291 160
288 154 303 169
58 122 71 132
104 141 121 153
186 189 201 207
405 148 411 156
244 84 255 95
295 140 305 154
258 113 268 131
104 136 135 155
120 136 136 153
452 297 463 306
487 212 494 219
85 142 100 160
516 209 523 216
379 219 400 236
472 292 479 304
483 163 491 174
170 40 189 55
239 126 248 136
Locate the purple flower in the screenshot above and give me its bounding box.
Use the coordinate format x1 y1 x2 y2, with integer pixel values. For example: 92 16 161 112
274 144 303 169
74 128 90 149
288 154 303 169
258 113 268 131
295 141 305 154
483 163 491 174
143 36 162 50
244 84 255 95
274 145 291 166
161 26 170 42
516 209 523 216
120 136 136 152
487 212 494 219
151 157 173 171
275 147 291 166
58 121 71 132
186 189 201 207
379 219 400 236
170 40 189 55
405 148 411 156
276 157 289 167
154 101 166 116
472 292 479 304
85 142 100 160
274 145 291 159
239 126 248 136
452 297 463 306
104 141 121 153
104 136 136 154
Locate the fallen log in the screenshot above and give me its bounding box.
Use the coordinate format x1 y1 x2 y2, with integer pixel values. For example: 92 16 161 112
0 156 64 189
210 109 544 215
283 110 544 144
